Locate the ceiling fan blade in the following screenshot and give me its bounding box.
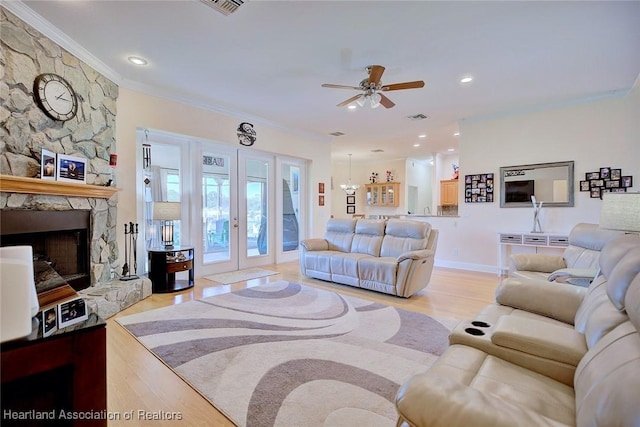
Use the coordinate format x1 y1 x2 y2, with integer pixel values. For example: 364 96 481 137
368 65 385 87
322 83 361 90
337 94 362 107
381 80 425 91
379 93 396 109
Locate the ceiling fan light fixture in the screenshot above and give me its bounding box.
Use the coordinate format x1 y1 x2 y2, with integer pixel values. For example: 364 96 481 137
370 92 381 109
356 95 366 107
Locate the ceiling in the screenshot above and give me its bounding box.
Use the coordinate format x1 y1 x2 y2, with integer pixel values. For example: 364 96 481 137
13 1 640 163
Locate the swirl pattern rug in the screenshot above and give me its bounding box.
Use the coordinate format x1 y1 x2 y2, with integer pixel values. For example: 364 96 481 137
116 281 452 427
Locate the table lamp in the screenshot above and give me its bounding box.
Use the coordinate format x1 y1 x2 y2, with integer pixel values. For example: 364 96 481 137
153 202 182 248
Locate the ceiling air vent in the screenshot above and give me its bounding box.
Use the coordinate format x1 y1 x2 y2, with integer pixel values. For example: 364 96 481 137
199 0 245 16
407 114 428 121
330 131 345 137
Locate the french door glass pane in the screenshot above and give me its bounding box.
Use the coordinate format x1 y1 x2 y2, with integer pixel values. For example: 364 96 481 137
282 164 300 252
202 153 230 264
247 159 268 257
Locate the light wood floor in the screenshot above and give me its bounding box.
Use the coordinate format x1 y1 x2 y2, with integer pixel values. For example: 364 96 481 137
107 263 500 426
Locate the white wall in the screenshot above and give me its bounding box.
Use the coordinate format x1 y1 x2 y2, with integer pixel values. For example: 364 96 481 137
115 88 333 261
436 85 640 273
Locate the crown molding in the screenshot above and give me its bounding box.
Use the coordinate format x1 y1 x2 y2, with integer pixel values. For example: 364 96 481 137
3 1 123 84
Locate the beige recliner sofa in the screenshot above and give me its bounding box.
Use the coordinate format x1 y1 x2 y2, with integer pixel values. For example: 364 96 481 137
510 222 623 287
395 234 640 426
300 218 437 297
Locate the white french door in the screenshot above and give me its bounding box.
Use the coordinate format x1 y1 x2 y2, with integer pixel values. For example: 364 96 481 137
195 144 277 276
138 134 305 278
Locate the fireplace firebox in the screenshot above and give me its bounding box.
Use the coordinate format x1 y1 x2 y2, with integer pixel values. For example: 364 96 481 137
1 210 91 292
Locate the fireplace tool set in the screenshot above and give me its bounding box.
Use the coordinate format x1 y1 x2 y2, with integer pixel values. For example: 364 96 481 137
120 222 139 281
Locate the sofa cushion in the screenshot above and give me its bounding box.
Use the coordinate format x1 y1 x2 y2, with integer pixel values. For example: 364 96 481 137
324 218 356 252
350 219 385 256
563 223 622 269
358 257 399 294
380 219 431 258
329 252 370 287
574 321 640 427
606 244 640 310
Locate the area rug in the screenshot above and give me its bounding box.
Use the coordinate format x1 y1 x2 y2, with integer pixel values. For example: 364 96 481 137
204 267 278 284
116 281 453 427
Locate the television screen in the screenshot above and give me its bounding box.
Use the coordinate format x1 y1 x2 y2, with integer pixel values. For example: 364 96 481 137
505 180 534 203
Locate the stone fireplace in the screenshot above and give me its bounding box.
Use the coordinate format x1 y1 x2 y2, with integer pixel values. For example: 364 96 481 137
1 210 92 291
0 177 151 319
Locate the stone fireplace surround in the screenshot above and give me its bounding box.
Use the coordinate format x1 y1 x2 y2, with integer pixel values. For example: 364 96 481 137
0 177 151 319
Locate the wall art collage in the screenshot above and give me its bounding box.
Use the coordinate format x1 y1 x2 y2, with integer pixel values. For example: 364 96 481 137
464 173 494 203
579 167 633 199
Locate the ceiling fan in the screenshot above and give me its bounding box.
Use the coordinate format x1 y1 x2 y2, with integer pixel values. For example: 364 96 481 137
322 65 424 109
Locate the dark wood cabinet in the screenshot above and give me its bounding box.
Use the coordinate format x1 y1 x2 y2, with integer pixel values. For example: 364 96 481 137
148 246 194 293
1 314 107 426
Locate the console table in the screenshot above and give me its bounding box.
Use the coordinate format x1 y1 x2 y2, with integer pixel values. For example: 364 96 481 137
497 231 569 276
1 314 107 426
148 246 194 293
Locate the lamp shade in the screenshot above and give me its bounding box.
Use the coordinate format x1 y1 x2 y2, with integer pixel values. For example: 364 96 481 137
599 192 640 232
152 202 182 221
1 246 38 343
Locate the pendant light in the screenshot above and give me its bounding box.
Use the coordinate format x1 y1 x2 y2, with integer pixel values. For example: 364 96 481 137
340 154 360 195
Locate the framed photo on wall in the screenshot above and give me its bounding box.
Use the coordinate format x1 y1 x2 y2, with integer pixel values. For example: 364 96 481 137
57 154 87 184
346 205 356 214
579 180 589 192
622 176 633 188
346 195 355 205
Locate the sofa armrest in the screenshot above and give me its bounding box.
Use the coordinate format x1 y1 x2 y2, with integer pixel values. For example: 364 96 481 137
300 238 328 251
547 267 598 282
492 316 587 366
510 253 566 273
495 278 586 324
397 249 434 263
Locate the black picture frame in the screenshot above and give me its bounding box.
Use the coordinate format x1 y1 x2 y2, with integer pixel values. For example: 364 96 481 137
346 205 356 214
586 172 600 180
621 176 633 188
610 169 622 180
599 167 611 179
605 179 620 188
346 195 355 205
590 188 601 199
579 180 589 192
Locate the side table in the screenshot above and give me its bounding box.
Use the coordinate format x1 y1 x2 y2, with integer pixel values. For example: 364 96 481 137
148 246 194 293
1 313 107 426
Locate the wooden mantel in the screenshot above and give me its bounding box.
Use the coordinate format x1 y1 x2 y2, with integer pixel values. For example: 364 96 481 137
0 175 118 199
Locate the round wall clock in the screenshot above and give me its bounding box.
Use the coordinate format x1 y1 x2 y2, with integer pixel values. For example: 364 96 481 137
33 73 78 121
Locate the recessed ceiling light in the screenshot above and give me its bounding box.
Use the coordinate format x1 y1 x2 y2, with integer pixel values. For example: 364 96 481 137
413 143 420 147
128 56 148 66
460 76 473 84
418 134 427 139
453 132 460 136
447 148 455 152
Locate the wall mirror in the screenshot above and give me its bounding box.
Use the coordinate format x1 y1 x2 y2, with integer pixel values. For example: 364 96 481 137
500 161 574 208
